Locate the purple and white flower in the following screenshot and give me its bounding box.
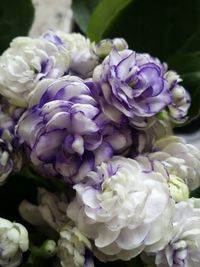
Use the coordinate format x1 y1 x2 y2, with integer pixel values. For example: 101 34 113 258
153 198 200 267
0 107 23 185
67 156 174 261
165 71 190 123
17 76 132 183
93 49 172 126
0 34 70 107
93 49 190 127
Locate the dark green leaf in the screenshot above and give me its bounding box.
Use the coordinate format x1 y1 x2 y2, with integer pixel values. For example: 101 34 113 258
94 256 144 267
0 0 34 54
72 0 100 33
0 174 38 221
20 166 69 193
89 0 200 61
87 0 132 42
190 186 200 198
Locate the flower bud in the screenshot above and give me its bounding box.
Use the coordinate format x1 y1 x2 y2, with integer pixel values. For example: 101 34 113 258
169 174 189 202
41 240 57 258
112 38 128 51
95 39 113 57
95 38 128 57
57 224 94 267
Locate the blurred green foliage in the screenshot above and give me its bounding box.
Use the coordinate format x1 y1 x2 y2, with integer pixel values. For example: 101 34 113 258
0 0 34 54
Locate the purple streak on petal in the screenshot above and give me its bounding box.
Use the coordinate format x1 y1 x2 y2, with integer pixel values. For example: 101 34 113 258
43 30 64 46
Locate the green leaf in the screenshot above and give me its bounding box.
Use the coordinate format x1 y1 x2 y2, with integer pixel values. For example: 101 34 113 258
0 0 34 54
190 186 200 198
0 174 38 221
72 0 100 33
87 0 132 42
89 0 200 60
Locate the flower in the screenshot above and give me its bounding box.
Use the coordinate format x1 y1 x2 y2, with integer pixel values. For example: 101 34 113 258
58 223 94 267
19 187 68 231
0 107 23 185
19 187 94 267
153 198 200 267
136 111 172 153
165 71 190 123
17 76 132 183
0 138 13 185
147 136 200 191
67 156 174 261
55 31 98 78
0 218 29 267
135 156 189 203
93 49 172 126
0 34 70 107
95 38 128 58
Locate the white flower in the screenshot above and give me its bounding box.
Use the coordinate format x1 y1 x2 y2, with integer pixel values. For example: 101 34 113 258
148 136 200 191
154 198 200 267
58 224 94 267
0 35 70 107
19 188 68 231
67 156 175 261
56 32 98 78
0 218 29 267
19 188 95 266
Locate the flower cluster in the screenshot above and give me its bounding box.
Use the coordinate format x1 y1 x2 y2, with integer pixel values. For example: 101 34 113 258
0 30 199 267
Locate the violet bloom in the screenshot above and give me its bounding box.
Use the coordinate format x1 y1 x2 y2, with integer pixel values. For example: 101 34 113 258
151 198 200 267
17 76 132 184
0 107 23 185
93 49 171 126
164 71 190 123
0 134 13 185
93 49 190 127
